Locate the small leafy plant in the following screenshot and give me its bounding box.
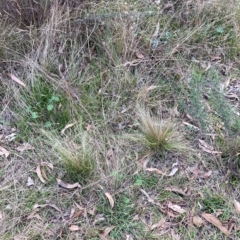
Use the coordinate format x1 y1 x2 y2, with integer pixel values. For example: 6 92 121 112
46 95 60 112
26 94 61 127
20 79 70 130
26 107 38 119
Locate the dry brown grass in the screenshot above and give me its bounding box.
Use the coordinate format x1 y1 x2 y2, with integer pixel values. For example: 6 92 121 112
1 0 240 239
0 0 50 27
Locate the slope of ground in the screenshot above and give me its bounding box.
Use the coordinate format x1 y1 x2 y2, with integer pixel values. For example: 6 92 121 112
1 0 240 239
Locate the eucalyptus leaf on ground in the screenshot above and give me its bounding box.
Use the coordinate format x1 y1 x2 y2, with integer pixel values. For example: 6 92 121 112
98 226 115 240
165 186 190 196
167 202 186 214
192 216 204 227
201 213 230 236
0 146 10 157
104 192 114 208
69 225 80 231
61 122 77 135
151 219 165 230
233 199 240 214
198 139 222 154
7 73 26 88
36 165 46 183
1 1 240 239
16 143 35 152
33 203 61 212
56 179 81 189
35 162 53 183
146 166 179 177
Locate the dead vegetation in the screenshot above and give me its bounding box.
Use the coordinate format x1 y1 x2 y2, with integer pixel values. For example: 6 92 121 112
1 0 240 239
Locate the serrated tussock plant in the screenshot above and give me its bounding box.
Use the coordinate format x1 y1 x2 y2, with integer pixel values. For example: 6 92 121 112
43 129 96 183
132 107 188 153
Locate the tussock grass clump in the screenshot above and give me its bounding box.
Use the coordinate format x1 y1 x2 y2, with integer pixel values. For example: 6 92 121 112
45 130 96 183
2 0 240 239
132 108 187 153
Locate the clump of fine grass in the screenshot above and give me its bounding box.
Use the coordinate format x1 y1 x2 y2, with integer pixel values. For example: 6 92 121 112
44 130 96 183
131 107 187 153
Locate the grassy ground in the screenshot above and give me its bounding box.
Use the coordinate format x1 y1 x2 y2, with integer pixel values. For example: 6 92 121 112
1 0 240 239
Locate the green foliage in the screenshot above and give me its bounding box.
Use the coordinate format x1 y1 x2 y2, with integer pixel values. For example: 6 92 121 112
97 194 143 239
206 68 240 135
23 190 49 213
132 174 158 188
201 193 226 213
19 78 70 131
179 68 240 136
201 192 232 221
2 1 240 239
180 70 209 131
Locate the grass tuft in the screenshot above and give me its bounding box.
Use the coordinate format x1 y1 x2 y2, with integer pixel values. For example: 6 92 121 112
1 0 240 238
44 129 96 183
131 107 188 153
